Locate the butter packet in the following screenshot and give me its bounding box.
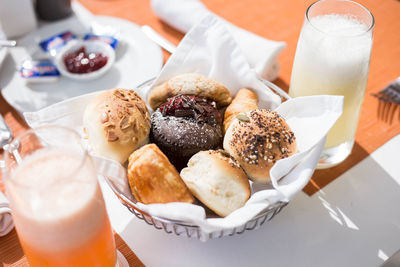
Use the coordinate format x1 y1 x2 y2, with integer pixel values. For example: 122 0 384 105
20 59 60 83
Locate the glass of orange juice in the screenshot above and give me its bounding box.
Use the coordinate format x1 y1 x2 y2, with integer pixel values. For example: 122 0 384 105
2 126 126 267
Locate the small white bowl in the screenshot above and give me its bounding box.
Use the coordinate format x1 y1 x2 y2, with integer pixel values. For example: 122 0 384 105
55 40 115 81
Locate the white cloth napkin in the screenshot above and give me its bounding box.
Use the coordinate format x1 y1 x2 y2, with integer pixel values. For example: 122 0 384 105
24 14 343 241
0 191 14 236
151 0 286 81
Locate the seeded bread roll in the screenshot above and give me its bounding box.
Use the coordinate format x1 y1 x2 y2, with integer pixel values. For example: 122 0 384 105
223 109 296 183
128 144 194 204
180 150 250 217
223 88 258 133
83 88 150 164
148 73 232 110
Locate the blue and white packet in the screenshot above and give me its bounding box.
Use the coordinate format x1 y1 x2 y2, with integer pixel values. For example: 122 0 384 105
39 31 77 56
83 34 119 50
20 59 60 83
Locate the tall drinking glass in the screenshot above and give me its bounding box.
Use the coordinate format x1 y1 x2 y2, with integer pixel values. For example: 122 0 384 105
2 126 118 267
289 0 374 168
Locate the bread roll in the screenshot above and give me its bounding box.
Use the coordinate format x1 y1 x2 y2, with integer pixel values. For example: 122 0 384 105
223 109 296 183
180 150 250 217
127 144 194 204
83 88 150 164
148 73 232 110
223 88 258 133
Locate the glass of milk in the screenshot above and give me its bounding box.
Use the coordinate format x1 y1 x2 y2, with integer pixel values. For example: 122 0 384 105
2 126 124 267
289 0 374 169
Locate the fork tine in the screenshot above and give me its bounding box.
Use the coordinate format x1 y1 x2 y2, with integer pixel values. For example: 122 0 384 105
382 100 391 121
385 102 393 122
389 104 399 124
385 102 395 123
377 97 384 119
394 104 399 122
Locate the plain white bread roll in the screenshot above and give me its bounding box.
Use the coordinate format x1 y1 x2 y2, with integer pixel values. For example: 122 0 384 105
224 109 296 183
180 150 250 217
83 88 151 163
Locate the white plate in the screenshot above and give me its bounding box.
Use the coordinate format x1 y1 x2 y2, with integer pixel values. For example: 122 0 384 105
0 15 163 113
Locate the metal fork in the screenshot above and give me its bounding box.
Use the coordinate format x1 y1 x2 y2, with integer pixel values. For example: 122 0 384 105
0 114 12 149
0 114 13 168
0 40 17 47
372 77 400 124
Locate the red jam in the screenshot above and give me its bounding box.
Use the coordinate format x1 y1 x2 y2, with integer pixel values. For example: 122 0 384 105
63 46 108 74
158 94 222 125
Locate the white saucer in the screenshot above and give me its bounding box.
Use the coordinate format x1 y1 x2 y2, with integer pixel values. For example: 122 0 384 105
0 15 163 113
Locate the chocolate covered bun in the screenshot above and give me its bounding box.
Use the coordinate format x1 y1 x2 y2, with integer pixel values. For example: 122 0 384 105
151 94 223 169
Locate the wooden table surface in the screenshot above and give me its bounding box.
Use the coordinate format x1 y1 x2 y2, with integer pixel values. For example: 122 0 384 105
0 0 399 265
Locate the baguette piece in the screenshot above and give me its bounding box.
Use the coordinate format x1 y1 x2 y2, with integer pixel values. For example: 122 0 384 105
148 73 232 110
180 150 250 217
223 88 258 133
127 144 194 204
